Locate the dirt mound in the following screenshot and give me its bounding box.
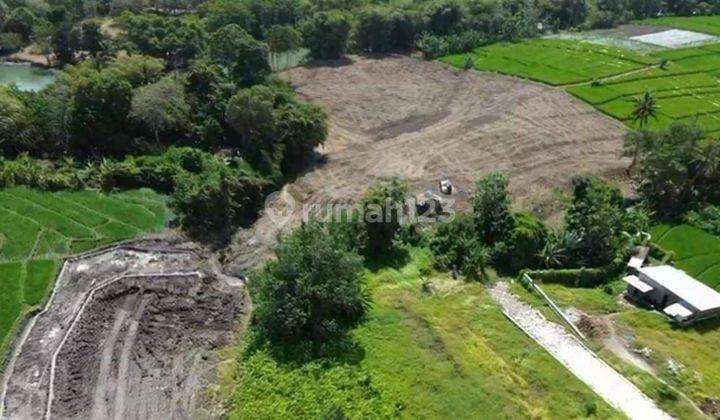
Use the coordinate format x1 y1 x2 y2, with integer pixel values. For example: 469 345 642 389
1 240 248 420
226 55 629 273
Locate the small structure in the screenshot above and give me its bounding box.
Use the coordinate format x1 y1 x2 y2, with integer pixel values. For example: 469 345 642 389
623 265 720 325
439 178 453 195
415 190 443 218
627 246 650 271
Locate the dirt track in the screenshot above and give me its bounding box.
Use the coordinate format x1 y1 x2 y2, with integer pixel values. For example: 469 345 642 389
0 239 248 420
226 55 630 272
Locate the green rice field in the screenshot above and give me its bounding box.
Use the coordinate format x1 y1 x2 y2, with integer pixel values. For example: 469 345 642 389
0 187 170 362
441 24 720 133
440 39 658 86
652 223 720 291
637 15 720 36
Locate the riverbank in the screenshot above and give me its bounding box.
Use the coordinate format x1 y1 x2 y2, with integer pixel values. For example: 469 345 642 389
1 46 54 68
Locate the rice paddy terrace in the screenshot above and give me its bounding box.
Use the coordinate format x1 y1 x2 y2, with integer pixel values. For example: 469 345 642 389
442 18 720 134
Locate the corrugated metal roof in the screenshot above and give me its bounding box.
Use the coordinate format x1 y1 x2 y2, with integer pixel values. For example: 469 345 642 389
664 302 694 319
622 275 653 293
639 265 720 312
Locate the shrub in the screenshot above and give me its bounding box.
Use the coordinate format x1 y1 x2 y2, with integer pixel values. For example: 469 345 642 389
0 32 23 54
472 171 515 246
683 205 720 236
429 214 490 280
415 33 449 59
492 212 548 274
522 258 624 287
358 179 408 256
171 167 268 238
250 221 368 345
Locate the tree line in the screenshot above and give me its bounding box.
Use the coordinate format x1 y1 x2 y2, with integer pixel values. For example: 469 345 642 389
4 0 719 65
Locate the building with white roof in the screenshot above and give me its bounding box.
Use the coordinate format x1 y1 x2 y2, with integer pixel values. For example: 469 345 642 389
623 265 720 325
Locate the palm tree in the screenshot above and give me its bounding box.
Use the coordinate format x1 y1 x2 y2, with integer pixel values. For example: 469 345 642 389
631 91 659 128
538 238 565 269
625 92 658 175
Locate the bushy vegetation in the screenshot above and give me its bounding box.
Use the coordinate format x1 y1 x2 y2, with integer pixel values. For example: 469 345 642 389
429 172 638 280
250 221 368 347
628 123 720 218
0 15 325 236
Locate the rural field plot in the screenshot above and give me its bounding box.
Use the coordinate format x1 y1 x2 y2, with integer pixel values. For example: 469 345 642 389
441 22 720 133
568 43 720 132
0 187 169 360
652 223 720 291
232 250 622 419
441 39 658 86
228 55 629 272
637 15 720 36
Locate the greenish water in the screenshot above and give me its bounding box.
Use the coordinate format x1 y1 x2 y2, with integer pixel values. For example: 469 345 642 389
0 63 56 91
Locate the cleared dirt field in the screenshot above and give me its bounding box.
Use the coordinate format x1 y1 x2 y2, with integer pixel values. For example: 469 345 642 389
0 239 248 420
226 55 630 272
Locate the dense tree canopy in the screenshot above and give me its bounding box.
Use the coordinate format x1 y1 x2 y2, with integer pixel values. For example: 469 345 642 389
472 172 515 245
301 11 350 59
632 123 720 218
0 87 36 156
208 24 270 85
565 175 626 267
68 69 133 155
129 75 190 147
250 221 368 344
358 178 408 256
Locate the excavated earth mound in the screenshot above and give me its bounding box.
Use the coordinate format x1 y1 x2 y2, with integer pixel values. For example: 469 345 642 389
0 239 248 420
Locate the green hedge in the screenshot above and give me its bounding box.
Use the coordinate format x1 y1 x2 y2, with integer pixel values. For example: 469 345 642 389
521 258 624 288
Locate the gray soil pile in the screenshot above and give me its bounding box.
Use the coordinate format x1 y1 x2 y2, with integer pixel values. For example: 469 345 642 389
0 238 248 420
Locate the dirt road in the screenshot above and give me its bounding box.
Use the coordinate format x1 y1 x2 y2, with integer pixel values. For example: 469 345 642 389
490 282 671 420
226 55 630 272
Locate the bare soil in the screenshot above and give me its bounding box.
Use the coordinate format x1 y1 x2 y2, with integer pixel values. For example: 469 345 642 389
0 238 248 420
226 55 630 272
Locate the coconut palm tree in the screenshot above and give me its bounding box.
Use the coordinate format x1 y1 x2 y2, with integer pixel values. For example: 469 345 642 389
623 129 654 176
631 91 659 128
625 93 658 175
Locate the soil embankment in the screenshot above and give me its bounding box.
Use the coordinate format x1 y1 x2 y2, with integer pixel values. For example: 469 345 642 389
0 239 249 420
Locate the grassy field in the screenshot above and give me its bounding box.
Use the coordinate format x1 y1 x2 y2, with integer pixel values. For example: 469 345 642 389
637 15 720 36
652 223 720 291
523 279 715 418
441 20 720 133
230 249 621 419
0 187 169 362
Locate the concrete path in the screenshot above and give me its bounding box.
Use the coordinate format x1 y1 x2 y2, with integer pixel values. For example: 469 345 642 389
489 282 672 420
